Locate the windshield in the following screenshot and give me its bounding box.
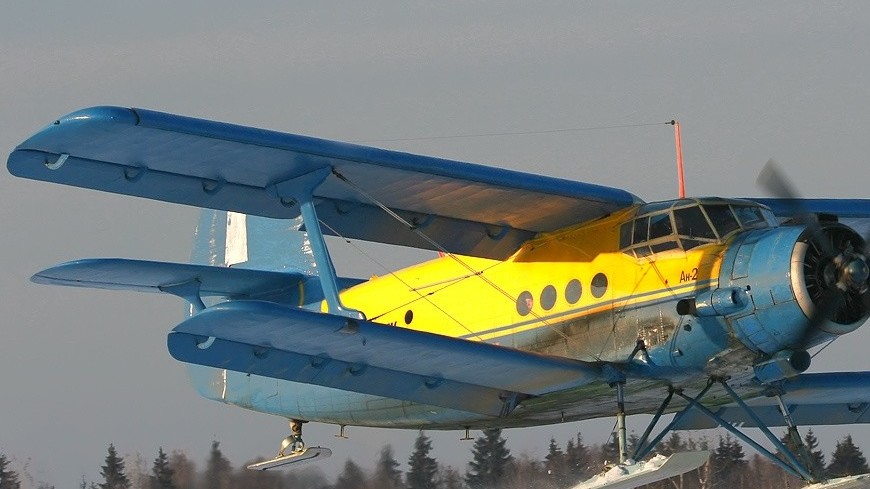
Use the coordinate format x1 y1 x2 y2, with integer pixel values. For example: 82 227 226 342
620 199 776 257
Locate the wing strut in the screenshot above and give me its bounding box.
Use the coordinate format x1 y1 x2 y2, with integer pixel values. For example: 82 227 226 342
268 167 362 319
630 378 818 482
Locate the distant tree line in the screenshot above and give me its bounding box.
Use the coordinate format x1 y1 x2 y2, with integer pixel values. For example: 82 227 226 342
2 428 869 489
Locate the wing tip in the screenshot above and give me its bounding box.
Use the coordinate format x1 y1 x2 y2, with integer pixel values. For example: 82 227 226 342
55 106 139 126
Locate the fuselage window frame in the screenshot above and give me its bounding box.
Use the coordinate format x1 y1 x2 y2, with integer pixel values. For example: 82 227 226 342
620 200 775 258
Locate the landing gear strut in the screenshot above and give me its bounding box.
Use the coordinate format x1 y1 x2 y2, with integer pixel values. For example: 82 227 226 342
247 419 332 470
278 419 307 457
627 377 824 484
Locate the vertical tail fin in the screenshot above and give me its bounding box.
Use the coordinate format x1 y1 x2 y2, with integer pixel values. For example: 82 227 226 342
190 210 322 306
191 210 316 273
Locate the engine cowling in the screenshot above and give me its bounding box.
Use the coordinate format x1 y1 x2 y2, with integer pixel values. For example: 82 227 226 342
718 223 870 355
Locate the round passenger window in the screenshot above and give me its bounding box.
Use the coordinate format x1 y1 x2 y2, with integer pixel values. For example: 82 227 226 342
565 279 582 304
540 285 557 310
591 273 608 298
516 291 534 316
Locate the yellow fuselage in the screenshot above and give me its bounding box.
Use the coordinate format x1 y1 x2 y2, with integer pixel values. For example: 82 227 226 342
338 206 725 362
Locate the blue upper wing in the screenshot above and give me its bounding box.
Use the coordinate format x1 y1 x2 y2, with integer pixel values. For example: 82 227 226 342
752 198 870 219
7 107 640 259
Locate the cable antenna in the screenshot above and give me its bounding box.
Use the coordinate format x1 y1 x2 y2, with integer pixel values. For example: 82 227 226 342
353 121 672 144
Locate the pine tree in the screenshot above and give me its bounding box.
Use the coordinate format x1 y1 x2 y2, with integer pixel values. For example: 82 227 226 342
437 466 465 489
167 451 195 489
564 432 593 483
335 459 368 489
126 452 148 489
149 447 175 489
710 434 746 488
99 444 131 489
372 445 402 489
777 428 826 482
407 431 438 489
0 454 22 489
465 428 512 489
544 438 567 485
502 454 546 489
827 434 870 478
803 429 826 480
203 441 232 489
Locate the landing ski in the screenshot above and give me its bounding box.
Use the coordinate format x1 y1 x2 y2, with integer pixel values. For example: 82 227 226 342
572 451 710 489
246 447 332 471
805 473 870 489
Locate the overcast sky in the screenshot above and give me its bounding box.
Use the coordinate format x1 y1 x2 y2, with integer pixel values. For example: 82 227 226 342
3 2 870 487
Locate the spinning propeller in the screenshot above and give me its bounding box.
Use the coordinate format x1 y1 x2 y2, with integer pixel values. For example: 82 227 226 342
758 160 870 345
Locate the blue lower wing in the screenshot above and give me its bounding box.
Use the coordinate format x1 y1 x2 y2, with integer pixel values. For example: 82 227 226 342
167 301 602 417
675 372 870 429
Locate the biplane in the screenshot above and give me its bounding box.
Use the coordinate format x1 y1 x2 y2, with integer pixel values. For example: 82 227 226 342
8 107 870 486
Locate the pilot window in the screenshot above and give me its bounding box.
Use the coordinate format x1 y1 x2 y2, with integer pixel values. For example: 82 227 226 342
673 206 715 240
732 205 766 228
648 213 678 253
704 204 740 238
648 213 673 239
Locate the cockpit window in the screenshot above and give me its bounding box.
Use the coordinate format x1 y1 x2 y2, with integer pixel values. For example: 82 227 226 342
704 204 740 238
633 216 650 242
732 205 766 228
648 213 673 240
620 199 776 258
619 220 633 249
673 206 716 240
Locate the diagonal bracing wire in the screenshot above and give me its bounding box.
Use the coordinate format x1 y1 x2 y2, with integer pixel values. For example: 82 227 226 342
317 218 486 341
331 169 570 341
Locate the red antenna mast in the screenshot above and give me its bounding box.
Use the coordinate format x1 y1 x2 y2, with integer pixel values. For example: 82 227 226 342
671 120 685 198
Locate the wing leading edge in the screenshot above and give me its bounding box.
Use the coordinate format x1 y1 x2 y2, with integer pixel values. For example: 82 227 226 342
167 301 603 417
8 107 641 260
